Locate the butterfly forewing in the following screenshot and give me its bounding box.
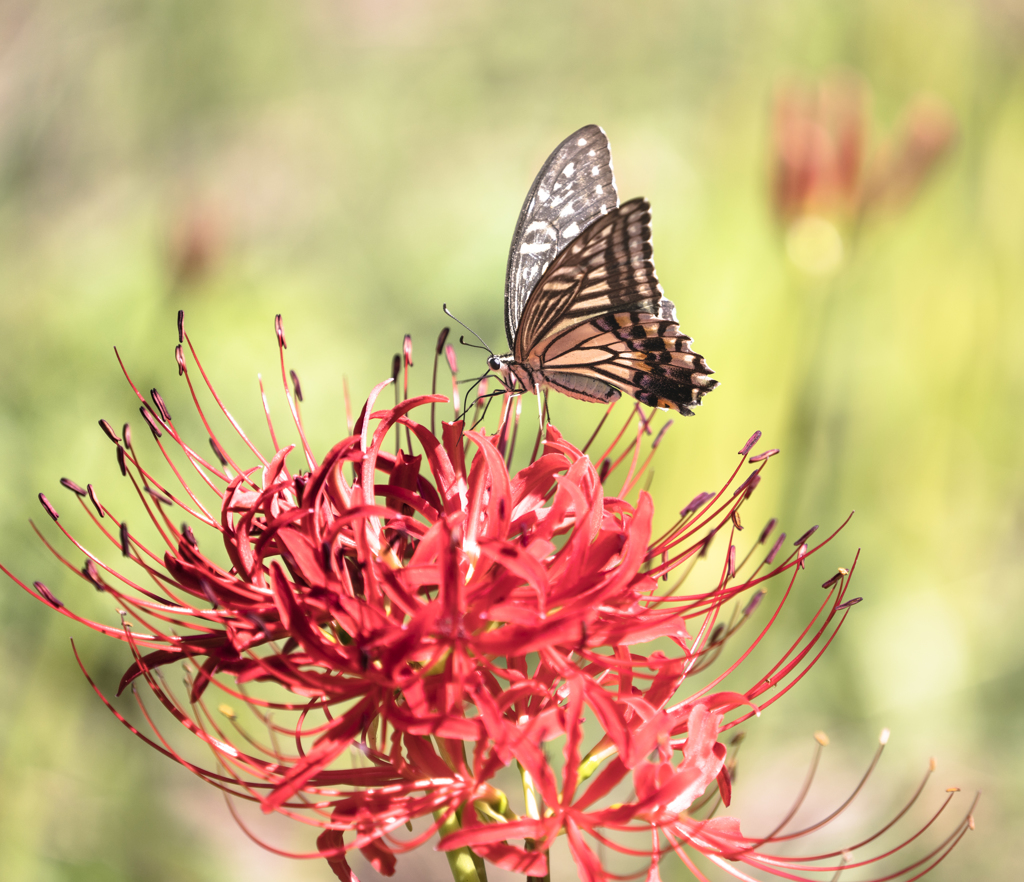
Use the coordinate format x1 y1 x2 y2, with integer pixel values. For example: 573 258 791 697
514 199 668 353
503 124 618 348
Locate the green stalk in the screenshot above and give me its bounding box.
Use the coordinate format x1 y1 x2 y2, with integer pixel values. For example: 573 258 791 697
435 809 485 882
520 763 550 882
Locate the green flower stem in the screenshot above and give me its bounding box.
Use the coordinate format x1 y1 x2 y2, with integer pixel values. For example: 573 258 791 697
436 809 486 882
577 738 618 786
519 762 550 882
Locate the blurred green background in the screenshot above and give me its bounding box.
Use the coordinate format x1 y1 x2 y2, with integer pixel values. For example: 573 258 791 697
1 0 1021 879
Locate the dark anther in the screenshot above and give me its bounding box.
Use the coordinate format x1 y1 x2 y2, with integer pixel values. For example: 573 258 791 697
144 486 173 505
836 597 863 611
177 309 184 343
140 405 163 438
680 490 713 518
765 532 786 564
122 422 132 450
82 558 103 591
403 334 413 367
742 589 765 617
745 473 762 498
199 578 218 608
119 521 130 556
758 518 777 544
182 523 198 548
87 484 104 518
821 572 844 590
275 314 286 349
116 445 127 476
209 437 228 466
598 458 612 482
793 525 819 547
709 623 725 645
175 344 186 375
652 420 673 449
732 471 761 499
435 327 450 355
739 430 762 456
151 389 172 422
38 493 59 521
99 419 120 443
731 510 743 531
289 369 303 402
60 478 87 497
698 531 713 558
727 544 737 577
243 611 270 638
33 581 63 608
390 353 401 382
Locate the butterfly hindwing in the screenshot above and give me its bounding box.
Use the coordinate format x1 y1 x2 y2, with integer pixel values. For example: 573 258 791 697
550 312 717 413
504 124 618 348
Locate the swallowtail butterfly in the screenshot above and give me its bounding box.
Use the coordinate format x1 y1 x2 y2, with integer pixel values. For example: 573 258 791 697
487 124 718 414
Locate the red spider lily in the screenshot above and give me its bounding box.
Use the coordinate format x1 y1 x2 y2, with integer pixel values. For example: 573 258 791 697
4 316 974 882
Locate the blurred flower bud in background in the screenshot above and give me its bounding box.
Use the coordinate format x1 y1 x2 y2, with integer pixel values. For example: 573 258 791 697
772 76 956 275
166 201 224 289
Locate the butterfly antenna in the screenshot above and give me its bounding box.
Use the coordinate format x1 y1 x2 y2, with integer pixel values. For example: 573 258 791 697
459 336 492 353
442 303 495 356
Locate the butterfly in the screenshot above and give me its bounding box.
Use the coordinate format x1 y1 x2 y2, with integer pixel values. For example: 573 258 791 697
486 124 718 414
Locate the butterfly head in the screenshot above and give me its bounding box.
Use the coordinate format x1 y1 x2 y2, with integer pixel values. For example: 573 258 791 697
486 352 516 388
486 353 536 398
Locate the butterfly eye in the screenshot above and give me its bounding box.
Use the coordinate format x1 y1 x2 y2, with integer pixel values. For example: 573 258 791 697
486 355 501 371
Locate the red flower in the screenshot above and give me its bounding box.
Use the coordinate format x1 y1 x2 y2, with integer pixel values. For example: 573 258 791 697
4 316 973 881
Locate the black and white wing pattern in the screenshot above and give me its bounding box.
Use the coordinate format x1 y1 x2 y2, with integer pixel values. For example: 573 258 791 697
512 197 718 414
504 124 617 348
